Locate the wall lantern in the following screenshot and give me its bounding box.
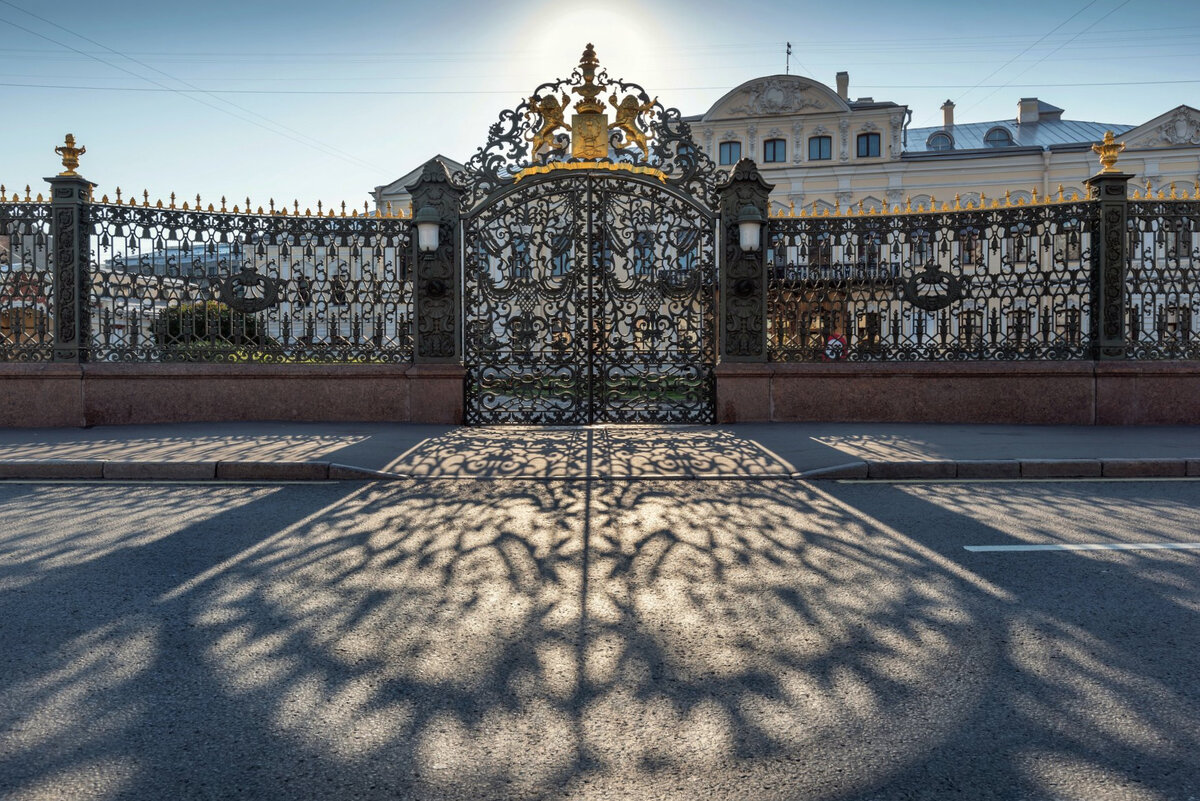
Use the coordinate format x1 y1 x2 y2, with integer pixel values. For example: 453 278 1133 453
413 205 442 253
736 204 765 252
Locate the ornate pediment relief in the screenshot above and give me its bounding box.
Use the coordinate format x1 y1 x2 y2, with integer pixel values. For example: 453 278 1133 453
704 75 848 120
1122 105 1200 147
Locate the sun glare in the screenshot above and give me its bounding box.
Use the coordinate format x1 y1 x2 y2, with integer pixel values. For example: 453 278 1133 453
520 4 670 92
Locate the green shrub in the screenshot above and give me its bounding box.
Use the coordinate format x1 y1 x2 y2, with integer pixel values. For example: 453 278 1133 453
154 301 263 348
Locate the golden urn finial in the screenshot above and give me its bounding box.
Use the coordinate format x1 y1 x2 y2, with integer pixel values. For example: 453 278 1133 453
573 43 604 114
55 133 86 176
1092 130 1125 174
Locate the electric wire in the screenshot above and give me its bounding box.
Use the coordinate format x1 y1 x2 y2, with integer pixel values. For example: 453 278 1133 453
0 3 379 174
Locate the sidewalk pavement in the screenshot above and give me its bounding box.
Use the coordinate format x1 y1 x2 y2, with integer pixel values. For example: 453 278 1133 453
1 422 1199 480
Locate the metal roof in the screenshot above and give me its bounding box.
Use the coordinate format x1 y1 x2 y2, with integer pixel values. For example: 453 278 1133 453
906 119 1134 153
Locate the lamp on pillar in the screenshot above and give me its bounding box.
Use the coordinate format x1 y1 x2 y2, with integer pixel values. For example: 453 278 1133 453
736 204 765 252
413 204 441 253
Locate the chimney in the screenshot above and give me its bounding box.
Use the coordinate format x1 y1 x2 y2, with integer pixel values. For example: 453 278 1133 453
836 71 849 101
941 99 955 128
1018 98 1040 125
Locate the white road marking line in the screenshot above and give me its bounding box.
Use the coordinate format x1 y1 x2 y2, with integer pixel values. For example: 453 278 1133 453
965 543 1200 552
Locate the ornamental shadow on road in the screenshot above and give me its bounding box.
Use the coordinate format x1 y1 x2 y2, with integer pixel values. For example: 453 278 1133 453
0 479 1196 800
382 426 799 477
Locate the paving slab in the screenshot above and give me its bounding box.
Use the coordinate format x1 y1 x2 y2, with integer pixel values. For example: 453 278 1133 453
0 422 1197 480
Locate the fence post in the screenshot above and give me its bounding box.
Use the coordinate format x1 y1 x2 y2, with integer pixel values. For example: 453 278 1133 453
407 158 463 364
717 158 774 362
45 134 94 363
1084 162 1132 361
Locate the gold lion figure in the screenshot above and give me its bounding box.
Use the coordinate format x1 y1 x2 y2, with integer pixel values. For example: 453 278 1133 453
609 93 656 155
527 93 571 157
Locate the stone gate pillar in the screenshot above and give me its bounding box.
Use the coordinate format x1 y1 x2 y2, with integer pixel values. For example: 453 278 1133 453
1084 169 1132 361
46 134 95 363
717 158 774 362
408 158 463 364
404 158 466 423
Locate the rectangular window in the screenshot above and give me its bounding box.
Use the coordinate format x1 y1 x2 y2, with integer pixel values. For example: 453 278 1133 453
633 230 653 277
512 238 531 280
809 233 831 268
1128 304 1141 338
718 141 741 165
808 136 831 161
856 312 881 346
856 132 881 158
1009 234 1030 264
1007 309 1031 346
958 310 983 347
1176 228 1194 259
1057 308 1082 345
861 236 881 269
763 138 786 163
913 235 931 265
1159 305 1193 341
1056 229 1082 262
549 233 571 277
960 231 983 266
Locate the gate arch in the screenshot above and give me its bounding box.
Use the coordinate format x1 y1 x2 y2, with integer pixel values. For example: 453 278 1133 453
456 44 720 425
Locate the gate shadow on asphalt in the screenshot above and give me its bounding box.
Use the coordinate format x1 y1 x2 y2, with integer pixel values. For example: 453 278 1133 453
382 426 801 477
0 479 1196 800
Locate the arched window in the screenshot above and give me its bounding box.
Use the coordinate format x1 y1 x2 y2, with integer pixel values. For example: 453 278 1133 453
927 132 953 151
719 141 741 165
984 127 1013 148
808 136 832 161
763 138 786 163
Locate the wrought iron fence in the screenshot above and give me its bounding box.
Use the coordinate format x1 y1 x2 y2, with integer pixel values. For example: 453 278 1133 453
88 199 413 362
3 154 1200 368
766 200 1099 361
0 198 54 361
1126 198 1200 359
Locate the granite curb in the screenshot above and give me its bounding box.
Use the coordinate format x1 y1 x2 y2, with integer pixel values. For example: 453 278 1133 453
0 458 1198 481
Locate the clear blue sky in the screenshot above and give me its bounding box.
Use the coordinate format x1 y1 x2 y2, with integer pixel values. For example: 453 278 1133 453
0 0 1195 209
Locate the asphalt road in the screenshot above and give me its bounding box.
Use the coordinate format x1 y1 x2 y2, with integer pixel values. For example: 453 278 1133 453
0 479 1197 801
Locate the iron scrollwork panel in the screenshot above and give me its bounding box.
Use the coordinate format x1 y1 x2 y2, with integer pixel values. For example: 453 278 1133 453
463 173 717 425
464 179 590 424
88 203 413 363
766 201 1098 362
1125 199 1200 359
0 202 55 361
593 175 716 423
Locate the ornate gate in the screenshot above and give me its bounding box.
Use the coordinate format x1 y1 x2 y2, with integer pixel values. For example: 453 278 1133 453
459 45 719 425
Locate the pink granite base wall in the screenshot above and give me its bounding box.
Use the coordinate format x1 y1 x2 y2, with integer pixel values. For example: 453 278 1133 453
718 361 1200 425
1095 362 1200 425
0 363 465 427
1 361 1197 427
0 363 86 427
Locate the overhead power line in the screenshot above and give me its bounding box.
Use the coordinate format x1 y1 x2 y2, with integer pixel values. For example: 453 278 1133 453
914 0 1101 127
0 1 378 174
1 79 1197 95
953 0 1134 118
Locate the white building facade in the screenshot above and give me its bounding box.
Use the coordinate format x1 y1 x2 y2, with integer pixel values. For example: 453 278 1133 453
375 72 1200 213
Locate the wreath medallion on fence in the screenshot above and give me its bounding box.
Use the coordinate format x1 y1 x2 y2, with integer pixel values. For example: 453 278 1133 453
218 266 280 313
899 263 967 311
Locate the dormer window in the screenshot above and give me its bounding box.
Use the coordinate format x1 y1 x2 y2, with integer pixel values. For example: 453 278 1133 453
719 141 741 165
984 127 1014 148
927 132 954 151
